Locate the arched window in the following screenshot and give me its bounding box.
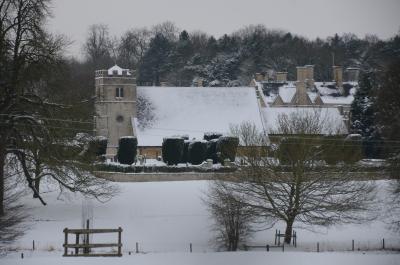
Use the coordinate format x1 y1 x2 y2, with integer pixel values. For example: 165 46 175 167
116 87 124 98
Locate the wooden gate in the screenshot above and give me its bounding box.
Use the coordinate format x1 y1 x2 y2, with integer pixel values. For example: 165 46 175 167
63 227 122 257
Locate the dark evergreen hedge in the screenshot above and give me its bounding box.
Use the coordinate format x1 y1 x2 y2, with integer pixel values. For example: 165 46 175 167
204 132 223 141
162 137 184 165
188 141 207 165
322 136 342 165
181 140 191 163
95 163 238 173
206 139 219 163
88 136 108 157
117 137 138 165
217 136 239 163
343 134 362 164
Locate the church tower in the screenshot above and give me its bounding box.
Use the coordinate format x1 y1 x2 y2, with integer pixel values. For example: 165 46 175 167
94 65 137 157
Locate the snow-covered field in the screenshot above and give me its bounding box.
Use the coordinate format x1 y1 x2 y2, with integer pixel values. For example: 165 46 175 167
1 180 399 265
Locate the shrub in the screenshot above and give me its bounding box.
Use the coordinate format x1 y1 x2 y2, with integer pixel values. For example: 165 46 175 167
343 134 362 164
88 136 108 157
117 136 138 165
181 140 191 163
206 139 219 163
321 136 342 165
188 141 208 165
204 132 223 141
217 136 239 163
162 137 184 165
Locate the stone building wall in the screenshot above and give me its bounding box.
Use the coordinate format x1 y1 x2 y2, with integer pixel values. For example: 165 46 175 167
94 68 137 156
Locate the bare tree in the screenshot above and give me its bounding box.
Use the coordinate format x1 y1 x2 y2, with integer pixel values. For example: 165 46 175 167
0 0 116 217
0 156 28 252
204 179 255 251
118 27 151 68
83 24 113 67
386 180 400 233
226 111 376 244
151 21 179 41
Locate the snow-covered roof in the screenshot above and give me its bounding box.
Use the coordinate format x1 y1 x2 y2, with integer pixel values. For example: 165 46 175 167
320 95 354 105
107 65 131 76
262 107 348 135
279 84 297 103
135 86 265 146
259 80 357 106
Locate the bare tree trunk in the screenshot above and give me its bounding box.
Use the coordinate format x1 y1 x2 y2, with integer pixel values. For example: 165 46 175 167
33 178 40 198
0 144 5 216
284 218 294 244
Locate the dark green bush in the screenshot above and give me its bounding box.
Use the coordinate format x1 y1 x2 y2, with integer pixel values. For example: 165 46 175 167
343 134 362 164
188 141 207 165
162 137 184 165
117 136 138 165
181 140 191 163
88 136 108 156
321 136 342 165
204 132 223 141
206 139 219 163
217 136 239 163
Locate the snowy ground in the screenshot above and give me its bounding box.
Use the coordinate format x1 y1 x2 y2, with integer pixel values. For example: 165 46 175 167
1 180 399 264
1 251 399 265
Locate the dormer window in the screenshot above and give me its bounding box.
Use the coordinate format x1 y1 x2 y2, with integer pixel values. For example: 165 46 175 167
116 87 124 98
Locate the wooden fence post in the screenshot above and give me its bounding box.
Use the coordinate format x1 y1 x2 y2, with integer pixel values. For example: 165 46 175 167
32 240 35 251
317 242 319 252
75 233 79 255
352 239 354 251
382 238 385 250
190 243 192 253
63 228 68 256
118 227 122 256
266 244 269 252
136 242 139 253
278 230 281 245
84 219 90 254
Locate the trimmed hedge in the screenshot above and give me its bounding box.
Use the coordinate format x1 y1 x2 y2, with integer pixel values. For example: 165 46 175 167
95 163 238 173
216 136 239 163
88 136 108 157
204 132 223 141
343 134 362 164
181 140 191 163
117 137 138 165
206 139 219 163
162 137 184 165
321 136 342 165
188 141 207 165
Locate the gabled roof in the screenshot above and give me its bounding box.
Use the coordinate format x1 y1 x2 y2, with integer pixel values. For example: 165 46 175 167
258 80 357 106
135 86 265 146
107 65 132 76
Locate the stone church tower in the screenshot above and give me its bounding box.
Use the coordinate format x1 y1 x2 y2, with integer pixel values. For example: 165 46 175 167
94 65 137 157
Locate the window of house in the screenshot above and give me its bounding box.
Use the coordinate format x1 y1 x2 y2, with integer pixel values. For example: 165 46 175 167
116 87 124 98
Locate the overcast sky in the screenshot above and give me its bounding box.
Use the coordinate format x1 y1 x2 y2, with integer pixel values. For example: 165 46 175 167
47 0 400 58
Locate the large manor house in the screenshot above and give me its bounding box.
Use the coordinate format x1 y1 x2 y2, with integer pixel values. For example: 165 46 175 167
94 65 359 159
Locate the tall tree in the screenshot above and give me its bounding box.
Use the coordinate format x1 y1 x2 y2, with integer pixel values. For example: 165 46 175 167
0 0 115 218
138 33 173 85
83 24 114 68
117 27 151 69
351 70 383 158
